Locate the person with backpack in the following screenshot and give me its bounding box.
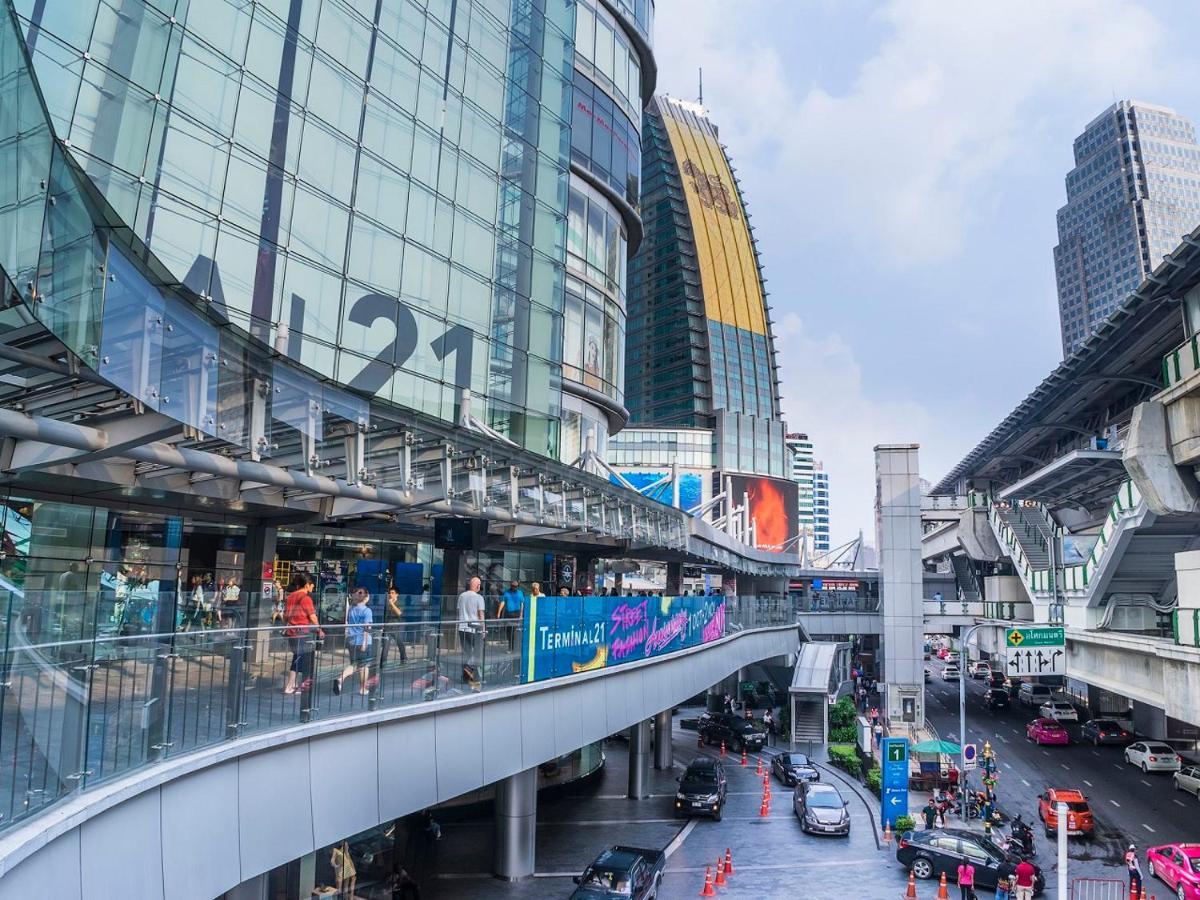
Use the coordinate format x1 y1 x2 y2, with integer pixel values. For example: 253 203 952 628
283 575 322 694
335 587 373 696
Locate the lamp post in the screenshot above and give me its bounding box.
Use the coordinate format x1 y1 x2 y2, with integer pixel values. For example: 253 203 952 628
959 623 983 824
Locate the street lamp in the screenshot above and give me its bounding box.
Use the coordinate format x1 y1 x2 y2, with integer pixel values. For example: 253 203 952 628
958 623 984 824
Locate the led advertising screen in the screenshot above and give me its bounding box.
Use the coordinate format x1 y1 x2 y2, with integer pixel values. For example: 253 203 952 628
726 474 799 554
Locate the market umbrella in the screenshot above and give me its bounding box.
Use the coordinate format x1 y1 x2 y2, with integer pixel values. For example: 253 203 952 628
911 739 961 755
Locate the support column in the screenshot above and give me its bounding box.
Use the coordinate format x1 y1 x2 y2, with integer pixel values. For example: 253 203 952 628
239 523 278 630
494 767 537 880
665 562 682 595
654 708 673 770
628 718 652 798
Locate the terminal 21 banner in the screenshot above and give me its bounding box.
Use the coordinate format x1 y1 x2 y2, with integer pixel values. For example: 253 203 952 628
521 594 727 683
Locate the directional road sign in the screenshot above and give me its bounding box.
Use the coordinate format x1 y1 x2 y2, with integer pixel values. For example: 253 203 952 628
962 742 978 771
880 737 909 829
1006 626 1066 676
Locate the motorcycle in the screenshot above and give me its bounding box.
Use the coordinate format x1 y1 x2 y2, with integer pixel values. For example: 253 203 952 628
1004 815 1036 858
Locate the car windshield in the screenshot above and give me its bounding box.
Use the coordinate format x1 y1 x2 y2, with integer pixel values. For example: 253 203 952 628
682 776 717 791
582 868 628 892
1092 720 1119 729
1182 847 1200 865
807 790 842 808
785 754 810 766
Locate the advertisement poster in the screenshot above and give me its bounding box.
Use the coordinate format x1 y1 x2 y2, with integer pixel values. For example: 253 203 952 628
522 594 727 683
726 475 799 553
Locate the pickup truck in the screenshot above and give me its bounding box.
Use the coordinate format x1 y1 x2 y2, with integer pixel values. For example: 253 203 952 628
570 846 666 900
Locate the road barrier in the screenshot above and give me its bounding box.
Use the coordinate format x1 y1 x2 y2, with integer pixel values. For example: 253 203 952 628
1068 879 1130 900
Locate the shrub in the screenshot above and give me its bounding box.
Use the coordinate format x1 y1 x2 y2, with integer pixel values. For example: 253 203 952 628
894 814 915 833
829 697 857 729
864 764 881 795
827 743 860 776
829 725 857 743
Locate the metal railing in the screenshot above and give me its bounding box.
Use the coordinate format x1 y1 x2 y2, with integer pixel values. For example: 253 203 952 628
0 594 791 833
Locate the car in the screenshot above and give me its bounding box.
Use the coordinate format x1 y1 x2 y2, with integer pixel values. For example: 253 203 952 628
1080 718 1132 746
1018 683 1058 707
941 665 961 681
896 829 1045 895
971 661 992 679
1038 700 1079 723
924 667 932 683
1146 844 1200 900
1037 788 1094 838
1174 766 1200 800
772 752 820 786
1026 718 1069 745
945 652 960 665
674 756 727 819
1125 741 1182 774
937 647 950 660
700 713 767 753
793 781 850 836
983 688 1010 710
988 671 1011 691
571 846 665 900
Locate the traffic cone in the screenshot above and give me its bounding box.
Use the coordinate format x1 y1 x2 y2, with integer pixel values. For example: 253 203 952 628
936 872 949 900
698 729 704 748
759 793 770 816
904 869 918 899
715 857 727 887
720 740 726 757
724 848 734 876
700 865 716 897
741 747 748 767
755 756 764 776
883 821 892 844
1138 888 1147 900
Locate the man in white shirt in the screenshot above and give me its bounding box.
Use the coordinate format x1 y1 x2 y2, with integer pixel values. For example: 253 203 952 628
457 576 485 667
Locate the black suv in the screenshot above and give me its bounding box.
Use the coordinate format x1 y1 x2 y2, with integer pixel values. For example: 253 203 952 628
700 713 767 752
674 756 727 820
896 829 1044 895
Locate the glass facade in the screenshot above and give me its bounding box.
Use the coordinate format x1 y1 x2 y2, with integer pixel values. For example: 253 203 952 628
1055 100 1200 356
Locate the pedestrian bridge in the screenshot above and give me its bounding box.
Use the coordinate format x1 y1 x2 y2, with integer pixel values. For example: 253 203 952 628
0 600 798 900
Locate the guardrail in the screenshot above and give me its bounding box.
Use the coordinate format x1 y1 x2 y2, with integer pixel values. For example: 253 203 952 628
0 595 791 835
1163 332 1200 389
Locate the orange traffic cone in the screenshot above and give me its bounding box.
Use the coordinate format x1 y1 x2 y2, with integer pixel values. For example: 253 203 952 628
759 794 770 816
698 729 704 748
720 741 726 757
904 869 918 899
755 756 764 776
936 872 949 900
700 865 716 897
741 748 748 767
1138 888 1147 900
724 848 734 876
883 822 892 844
715 858 727 887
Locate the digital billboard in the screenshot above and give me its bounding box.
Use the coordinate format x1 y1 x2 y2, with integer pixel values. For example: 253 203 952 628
727 475 800 554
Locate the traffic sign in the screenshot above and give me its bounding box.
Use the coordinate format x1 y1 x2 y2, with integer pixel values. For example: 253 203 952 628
962 742 978 771
880 737 909 829
1006 627 1064 648
1006 626 1065 676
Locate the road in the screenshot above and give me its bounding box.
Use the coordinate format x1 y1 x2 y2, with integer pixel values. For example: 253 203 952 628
924 655 1196 886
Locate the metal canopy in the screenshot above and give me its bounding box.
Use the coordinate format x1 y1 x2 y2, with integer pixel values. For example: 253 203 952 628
996 449 1128 510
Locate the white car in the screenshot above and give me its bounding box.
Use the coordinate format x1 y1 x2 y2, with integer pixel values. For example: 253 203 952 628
941 665 961 681
970 661 991 679
945 652 960 665
1038 700 1079 722
1124 741 1182 773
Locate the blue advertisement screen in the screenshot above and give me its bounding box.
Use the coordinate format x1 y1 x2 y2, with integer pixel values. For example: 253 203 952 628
521 594 727 682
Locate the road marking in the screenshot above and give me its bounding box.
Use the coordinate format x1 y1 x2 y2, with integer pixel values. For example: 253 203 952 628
1174 799 1187 808
1091 750 1100 757
1142 823 1156 833
998 734 1008 743
1042 750 1050 756
666 860 877 874
1083 780 1093 788
1110 800 1121 807
1140 780 1153 788
1113 765 1123 771
1021 779 1031 787
663 819 697 858
1060 764 1070 770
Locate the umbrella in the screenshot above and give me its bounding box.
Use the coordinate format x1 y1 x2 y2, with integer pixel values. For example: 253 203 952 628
911 739 961 755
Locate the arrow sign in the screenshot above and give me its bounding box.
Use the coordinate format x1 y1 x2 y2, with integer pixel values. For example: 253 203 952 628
1006 631 1066 677
890 795 903 806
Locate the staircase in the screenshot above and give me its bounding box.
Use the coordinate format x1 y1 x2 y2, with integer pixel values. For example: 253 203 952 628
997 507 1053 570
950 554 981 602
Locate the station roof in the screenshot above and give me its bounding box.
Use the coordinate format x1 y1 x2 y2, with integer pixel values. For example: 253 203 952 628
932 226 1200 497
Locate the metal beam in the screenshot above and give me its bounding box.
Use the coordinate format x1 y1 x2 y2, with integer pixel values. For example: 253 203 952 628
7 411 182 473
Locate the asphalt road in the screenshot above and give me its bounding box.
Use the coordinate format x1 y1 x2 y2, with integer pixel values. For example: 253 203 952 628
924 656 1197 886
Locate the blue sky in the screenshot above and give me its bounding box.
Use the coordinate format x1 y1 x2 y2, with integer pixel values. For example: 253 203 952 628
653 0 1200 545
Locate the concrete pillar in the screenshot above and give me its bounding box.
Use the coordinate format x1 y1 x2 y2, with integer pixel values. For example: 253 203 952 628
628 718 652 798
494 767 537 880
239 523 278 629
665 562 682 595
654 708 674 770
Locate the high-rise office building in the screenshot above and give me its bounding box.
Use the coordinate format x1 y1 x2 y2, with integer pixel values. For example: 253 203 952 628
813 465 831 553
1054 101 1200 355
785 433 830 554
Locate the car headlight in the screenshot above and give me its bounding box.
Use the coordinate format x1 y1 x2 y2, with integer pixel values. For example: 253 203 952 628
676 793 686 802
705 794 720 803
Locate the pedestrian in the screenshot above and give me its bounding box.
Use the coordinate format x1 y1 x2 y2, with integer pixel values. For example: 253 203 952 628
994 875 1011 900
558 586 570 596
723 693 733 714
335 587 373 695
184 575 205 631
282 575 322 694
873 720 883 750
956 860 975 900
456 576 485 681
922 799 937 831
530 581 544 602
1125 843 1142 895
497 580 525 652
380 586 408 668
763 708 776 743
1012 858 1036 900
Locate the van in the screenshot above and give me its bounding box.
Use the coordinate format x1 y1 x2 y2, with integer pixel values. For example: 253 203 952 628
1018 682 1056 707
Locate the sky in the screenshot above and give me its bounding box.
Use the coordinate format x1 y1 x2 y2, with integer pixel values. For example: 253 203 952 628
652 0 1200 546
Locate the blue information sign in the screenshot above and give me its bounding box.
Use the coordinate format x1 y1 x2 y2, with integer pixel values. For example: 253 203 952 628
880 737 909 829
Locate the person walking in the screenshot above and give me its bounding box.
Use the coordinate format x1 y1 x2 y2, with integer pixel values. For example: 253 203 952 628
379 586 408 668
1125 843 1142 895
496 580 525 653
994 875 1011 900
763 708 776 743
873 720 883 750
956 860 976 900
922 799 937 831
456 576 485 682
283 575 322 694
1012 858 1037 900
335 587 373 696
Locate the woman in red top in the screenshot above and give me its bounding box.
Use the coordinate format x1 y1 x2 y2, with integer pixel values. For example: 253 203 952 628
283 575 323 694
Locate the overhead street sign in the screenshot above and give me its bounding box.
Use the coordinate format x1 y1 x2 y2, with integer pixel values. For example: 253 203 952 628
1006 627 1065 648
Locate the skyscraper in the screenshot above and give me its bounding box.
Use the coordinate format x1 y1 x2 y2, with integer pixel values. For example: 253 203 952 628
785 433 831 555
1054 101 1200 355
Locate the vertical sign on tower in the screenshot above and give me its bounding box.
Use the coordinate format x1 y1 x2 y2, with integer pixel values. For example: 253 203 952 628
881 737 909 829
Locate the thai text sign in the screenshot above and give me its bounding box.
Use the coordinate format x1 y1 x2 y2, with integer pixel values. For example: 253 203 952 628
521 594 727 682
